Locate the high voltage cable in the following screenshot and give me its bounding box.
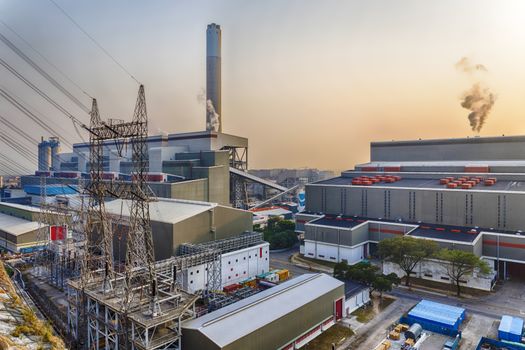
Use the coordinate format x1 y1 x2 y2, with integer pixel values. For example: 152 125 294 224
0 30 91 114
0 87 74 148
48 0 140 85
0 129 38 162
0 113 39 144
0 153 32 174
0 58 87 137
0 18 93 100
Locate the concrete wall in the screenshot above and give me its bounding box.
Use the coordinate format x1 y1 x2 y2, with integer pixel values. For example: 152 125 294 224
345 288 370 315
213 205 252 240
371 136 525 162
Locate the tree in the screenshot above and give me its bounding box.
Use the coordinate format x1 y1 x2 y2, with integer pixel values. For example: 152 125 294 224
436 249 491 297
346 262 379 286
372 276 393 299
333 261 350 280
378 236 439 287
262 217 298 250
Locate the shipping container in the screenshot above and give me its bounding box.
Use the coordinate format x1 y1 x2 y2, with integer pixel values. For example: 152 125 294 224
484 180 495 186
498 315 524 342
384 166 401 172
461 183 472 189
276 269 290 281
361 166 378 171
440 179 450 185
447 183 458 189
223 283 242 293
465 165 490 173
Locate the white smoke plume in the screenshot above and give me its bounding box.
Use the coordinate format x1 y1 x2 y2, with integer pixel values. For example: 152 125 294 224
206 99 220 132
456 57 496 133
197 88 206 105
455 57 487 73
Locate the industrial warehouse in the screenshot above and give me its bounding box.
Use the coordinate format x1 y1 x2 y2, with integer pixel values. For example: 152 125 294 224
297 135 525 287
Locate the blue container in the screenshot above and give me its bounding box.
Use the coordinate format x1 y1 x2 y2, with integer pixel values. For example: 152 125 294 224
499 315 524 343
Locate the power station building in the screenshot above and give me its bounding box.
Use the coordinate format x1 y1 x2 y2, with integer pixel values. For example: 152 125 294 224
297 136 525 285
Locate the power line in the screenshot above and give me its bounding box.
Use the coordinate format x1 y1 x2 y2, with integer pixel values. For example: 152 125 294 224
0 129 38 162
0 28 91 113
0 18 93 100
0 113 39 144
0 86 74 148
0 57 87 134
0 153 33 174
48 0 140 85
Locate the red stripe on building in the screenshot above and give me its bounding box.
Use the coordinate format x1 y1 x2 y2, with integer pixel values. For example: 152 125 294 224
369 228 405 235
483 240 525 249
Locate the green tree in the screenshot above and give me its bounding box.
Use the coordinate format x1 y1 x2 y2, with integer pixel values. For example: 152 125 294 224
378 236 439 287
436 249 491 297
372 276 393 299
346 262 379 286
333 261 350 280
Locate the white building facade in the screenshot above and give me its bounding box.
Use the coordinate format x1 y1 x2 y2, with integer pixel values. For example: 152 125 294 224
184 242 270 293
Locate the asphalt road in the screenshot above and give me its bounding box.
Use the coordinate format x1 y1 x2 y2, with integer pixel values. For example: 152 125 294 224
269 246 313 277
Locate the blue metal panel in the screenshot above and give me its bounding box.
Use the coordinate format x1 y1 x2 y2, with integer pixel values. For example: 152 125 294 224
499 315 524 342
407 300 465 331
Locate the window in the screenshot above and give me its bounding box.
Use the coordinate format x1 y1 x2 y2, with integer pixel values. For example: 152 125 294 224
319 254 325 258
235 259 238 262
330 257 336 260
190 280 193 284
228 261 231 264
197 270 199 274
243 257 246 260
190 272 193 275
440 276 449 281
424 273 433 278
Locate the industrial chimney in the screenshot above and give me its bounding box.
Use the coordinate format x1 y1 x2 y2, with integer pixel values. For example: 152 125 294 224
206 23 222 132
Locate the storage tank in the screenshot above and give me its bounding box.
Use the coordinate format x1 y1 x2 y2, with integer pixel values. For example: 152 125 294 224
38 137 51 171
405 323 422 340
49 137 60 171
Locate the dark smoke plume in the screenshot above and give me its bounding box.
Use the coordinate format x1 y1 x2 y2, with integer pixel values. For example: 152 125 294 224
456 57 495 133
460 83 496 133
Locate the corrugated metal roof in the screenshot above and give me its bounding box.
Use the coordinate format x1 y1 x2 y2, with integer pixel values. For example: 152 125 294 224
0 202 42 213
250 207 292 217
0 212 41 236
182 273 343 347
103 198 217 225
23 185 79 196
499 315 524 336
408 300 465 328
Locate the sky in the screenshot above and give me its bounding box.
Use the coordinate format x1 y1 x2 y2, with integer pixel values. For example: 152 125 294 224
1 0 525 174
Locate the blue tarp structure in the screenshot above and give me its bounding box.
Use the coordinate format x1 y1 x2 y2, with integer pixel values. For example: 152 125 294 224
23 185 79 196
499 315 524 342
407 300 466 332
